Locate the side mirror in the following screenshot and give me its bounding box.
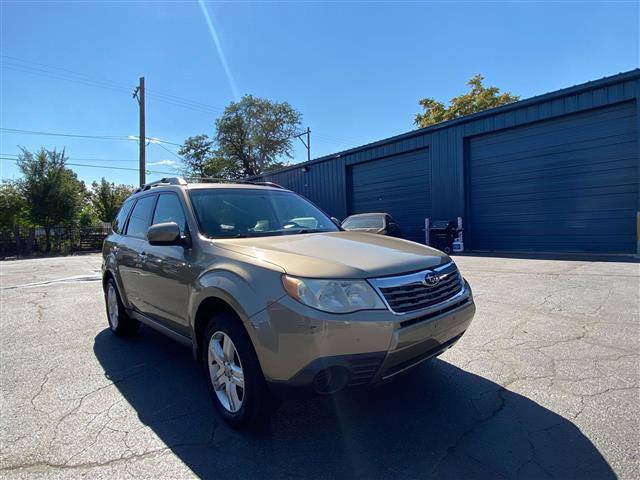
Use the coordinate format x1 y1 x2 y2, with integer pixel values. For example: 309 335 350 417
147 222 181 246
331 217 341 227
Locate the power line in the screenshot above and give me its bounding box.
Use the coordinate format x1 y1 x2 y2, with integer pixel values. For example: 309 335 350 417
2 56 356 151
0 127 182 146
0 127 131 141
146 90 225 115
2 55 356 155
0 157 174 175
152 141 185 162
0 153 138 163
2 62 132 96
1 55 225 115
1 55 133 90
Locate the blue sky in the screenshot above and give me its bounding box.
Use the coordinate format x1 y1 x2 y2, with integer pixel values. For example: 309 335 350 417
1 1 638 186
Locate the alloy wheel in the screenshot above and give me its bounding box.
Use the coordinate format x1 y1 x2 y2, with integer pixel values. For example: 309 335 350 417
107 284 119 330
208 331 245 413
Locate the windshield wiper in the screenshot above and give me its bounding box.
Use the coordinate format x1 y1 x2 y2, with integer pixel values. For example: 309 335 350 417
282 228 329 235
232 231 286 238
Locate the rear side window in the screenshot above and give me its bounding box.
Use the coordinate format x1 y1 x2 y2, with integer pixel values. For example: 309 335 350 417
126 195 157 239
112 199 134 234
152 194 187 235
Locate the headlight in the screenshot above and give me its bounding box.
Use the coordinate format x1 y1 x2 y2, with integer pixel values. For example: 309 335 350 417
282 275 386 313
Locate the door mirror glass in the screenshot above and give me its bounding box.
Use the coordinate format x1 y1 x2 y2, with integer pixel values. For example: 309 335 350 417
147 222 181 245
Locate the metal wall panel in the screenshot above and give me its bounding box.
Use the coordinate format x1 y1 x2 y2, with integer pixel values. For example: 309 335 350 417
253 70 639 251
467 101 638 253
348 149 430 243
258 156 348 219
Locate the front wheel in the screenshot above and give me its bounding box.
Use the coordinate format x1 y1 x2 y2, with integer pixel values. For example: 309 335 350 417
202 312 271 427
104 277 140 336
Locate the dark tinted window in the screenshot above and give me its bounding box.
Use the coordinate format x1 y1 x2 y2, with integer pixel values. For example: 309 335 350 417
189 189 338 238
152 194 187 234
342 215 384 229
126 195 157 239
112 199 134 234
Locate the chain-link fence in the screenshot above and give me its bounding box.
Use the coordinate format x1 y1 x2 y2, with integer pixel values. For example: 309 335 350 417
0 225 111 259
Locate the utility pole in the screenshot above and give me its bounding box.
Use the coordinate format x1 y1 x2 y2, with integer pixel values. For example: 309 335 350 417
133 77 146 186
293 127 311 163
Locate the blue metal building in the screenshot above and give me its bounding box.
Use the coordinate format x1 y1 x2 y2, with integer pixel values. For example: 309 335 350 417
254 69 640 254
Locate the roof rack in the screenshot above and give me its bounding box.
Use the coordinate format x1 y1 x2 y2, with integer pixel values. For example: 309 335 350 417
181 176 285 189
132 176 285 195
248 181 285 189
133 177 187 194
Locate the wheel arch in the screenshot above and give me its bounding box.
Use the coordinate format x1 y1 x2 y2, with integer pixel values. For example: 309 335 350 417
102 269 114 290
192 294 254 363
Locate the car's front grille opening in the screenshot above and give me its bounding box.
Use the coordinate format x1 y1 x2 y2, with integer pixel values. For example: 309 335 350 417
378 264 464 314
383 331 465 379
399 298 471 329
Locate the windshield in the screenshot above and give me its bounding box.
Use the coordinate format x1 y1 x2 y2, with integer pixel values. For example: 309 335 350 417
189 188 339 238
342 216 384 229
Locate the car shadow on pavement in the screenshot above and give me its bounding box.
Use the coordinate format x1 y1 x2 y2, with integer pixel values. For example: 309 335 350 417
94 327 615 479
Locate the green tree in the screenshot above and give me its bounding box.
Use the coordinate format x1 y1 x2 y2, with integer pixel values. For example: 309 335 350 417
177 135 241 180
90 177 134 223
178 134 216 178
178 135 241 180
415 74 520 128
214 95 301 177
0 182 27 231
78 203 101 227
16 147 85 252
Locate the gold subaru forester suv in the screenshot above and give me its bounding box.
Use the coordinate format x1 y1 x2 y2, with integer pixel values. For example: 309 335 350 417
102 177 475 426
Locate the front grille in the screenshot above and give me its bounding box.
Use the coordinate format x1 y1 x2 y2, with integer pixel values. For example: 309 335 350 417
373 263 463 314
399 298 471 328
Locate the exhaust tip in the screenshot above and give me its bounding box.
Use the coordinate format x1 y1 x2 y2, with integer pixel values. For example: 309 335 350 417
313 367 349 394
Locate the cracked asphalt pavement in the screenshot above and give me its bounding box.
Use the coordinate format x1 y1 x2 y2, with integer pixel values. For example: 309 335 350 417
1 254 638 479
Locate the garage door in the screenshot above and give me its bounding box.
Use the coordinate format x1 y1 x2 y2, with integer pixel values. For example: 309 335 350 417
349 149 429 243
468 101 638 253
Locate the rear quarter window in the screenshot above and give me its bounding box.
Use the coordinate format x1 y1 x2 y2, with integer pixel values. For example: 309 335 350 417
112 199 134 234
126 195 158 239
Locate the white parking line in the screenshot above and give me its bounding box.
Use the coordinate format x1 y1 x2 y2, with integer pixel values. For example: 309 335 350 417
1 273 102 290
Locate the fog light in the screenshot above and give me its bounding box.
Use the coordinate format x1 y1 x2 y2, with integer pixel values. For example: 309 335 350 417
312 367 349 394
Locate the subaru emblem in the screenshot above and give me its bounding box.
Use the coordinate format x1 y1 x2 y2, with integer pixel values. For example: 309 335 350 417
423 271 439 287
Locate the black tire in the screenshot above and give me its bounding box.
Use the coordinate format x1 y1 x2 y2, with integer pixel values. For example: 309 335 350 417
104 277 140 337
202 312 271 427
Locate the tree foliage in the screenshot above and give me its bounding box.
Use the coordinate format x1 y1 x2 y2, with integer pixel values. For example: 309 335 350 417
415 74 520 128
0 182 27 231
16 147 85 251
215 95 301 177
180 95 302 179
177 134 216 178
91 177 134 223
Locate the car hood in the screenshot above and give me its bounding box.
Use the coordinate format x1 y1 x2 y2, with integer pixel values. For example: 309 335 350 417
215 231 449 278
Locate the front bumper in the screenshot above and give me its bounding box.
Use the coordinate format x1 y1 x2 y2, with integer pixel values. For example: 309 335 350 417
247 280 475 392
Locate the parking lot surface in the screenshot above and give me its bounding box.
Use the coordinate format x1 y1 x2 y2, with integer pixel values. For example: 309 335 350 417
1 253 638 479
